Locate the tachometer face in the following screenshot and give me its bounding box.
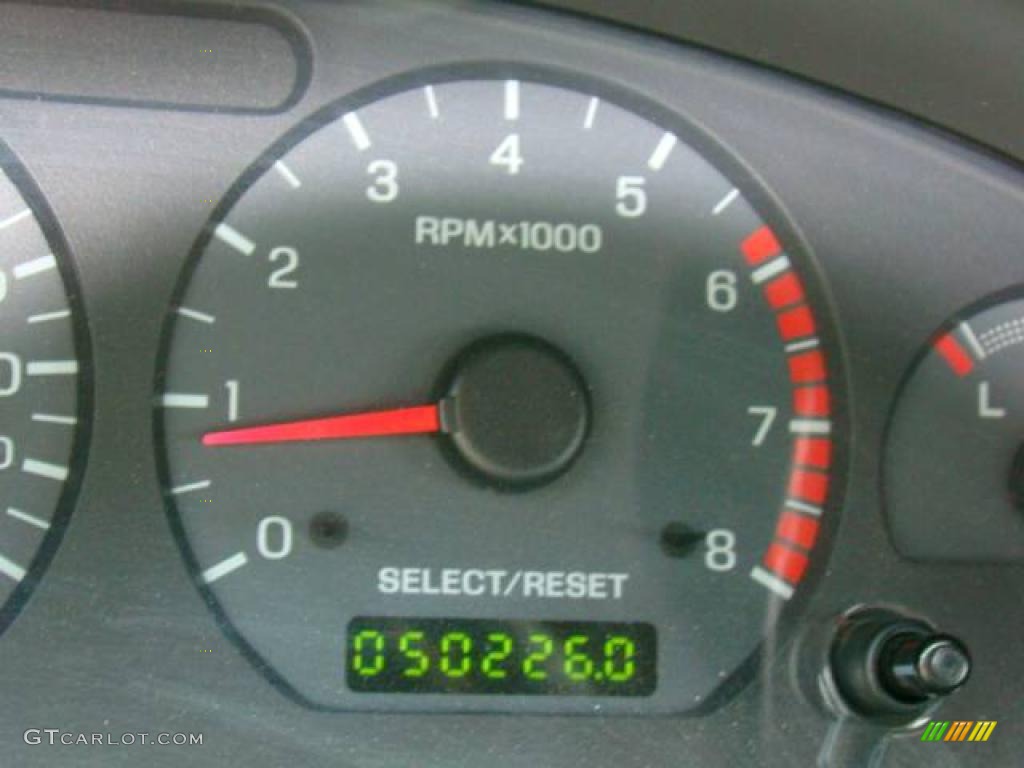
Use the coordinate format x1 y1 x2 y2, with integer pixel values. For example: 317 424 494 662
0 143 91 634
156 67 843 714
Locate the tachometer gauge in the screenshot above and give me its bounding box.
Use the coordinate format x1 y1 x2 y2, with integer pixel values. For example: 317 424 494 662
155 67 844 714
0 141 91 634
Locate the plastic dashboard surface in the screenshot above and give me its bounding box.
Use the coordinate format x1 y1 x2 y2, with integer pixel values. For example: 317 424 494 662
0 1 1021 766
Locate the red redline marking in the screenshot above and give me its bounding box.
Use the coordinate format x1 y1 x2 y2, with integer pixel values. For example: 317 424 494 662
793 437 832 470
776 511 820 551
788 469 830 505
793 385 831 417
741 226 782 266
764 542 809 583
748 231 834 587
776 305 817 340
763 272 805 310
202 404 441 446
788 350 827 384
934 333 975 377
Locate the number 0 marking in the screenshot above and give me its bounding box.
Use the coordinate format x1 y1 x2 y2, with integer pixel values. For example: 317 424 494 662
257 516 293 560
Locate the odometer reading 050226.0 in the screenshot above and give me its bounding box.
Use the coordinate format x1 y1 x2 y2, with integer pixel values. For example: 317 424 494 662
347 618 655 696
156 67 842 714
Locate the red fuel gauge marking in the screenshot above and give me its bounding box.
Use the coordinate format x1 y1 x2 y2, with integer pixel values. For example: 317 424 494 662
934 333 975 377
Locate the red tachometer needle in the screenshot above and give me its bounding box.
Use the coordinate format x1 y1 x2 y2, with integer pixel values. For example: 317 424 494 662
201 404 442 447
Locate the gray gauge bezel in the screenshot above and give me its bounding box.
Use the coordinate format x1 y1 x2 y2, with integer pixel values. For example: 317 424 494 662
152 60 849 714
0 140 94 637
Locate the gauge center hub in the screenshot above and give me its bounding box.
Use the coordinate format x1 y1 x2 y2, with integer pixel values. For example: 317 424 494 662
440 335 590 489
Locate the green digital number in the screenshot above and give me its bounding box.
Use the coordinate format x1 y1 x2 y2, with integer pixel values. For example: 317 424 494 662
563 634 594 682
399 630 429 678
439 632 472 678
481 632 513 679
602 635 637 682
523 633 554 681
351 629 386 678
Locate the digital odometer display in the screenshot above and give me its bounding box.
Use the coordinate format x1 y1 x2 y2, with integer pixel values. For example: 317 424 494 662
347 617 656 696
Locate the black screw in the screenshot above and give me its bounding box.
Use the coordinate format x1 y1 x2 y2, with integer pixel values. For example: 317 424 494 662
309 511 349 549
660 522 705 558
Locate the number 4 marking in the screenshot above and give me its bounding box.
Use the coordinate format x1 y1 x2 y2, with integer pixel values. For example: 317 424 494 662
490 134 523 175
748 406 777 446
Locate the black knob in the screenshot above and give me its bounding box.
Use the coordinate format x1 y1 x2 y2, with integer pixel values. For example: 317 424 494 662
829 608 971 723
880 633 971 701
439 334 590 490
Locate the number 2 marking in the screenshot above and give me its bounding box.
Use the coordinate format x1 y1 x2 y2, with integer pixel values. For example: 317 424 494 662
268 247 299 289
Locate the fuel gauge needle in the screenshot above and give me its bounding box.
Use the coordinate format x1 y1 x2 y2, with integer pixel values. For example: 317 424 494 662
201 404 443 446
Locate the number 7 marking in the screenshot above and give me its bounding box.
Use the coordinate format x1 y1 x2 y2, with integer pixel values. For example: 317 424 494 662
748 406 778 446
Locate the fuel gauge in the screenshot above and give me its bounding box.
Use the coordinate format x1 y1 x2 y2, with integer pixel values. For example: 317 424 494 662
885 293 1024 560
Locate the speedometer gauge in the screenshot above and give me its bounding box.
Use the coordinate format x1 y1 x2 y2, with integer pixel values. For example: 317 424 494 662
155 67 844 714
0 141 91 635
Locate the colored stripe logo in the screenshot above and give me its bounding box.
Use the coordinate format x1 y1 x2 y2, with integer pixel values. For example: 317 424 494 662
921 720 996 743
